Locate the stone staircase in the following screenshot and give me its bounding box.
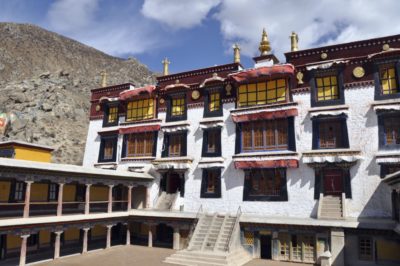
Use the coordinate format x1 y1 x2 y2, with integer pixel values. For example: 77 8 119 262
155 192 178 210
319 195 343 219
164 212 252 266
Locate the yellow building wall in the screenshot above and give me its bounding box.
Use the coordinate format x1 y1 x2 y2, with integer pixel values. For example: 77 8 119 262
7 235 21 249
31 183 48 202
14 146 52 163
91 225 106 237
0 181 10 202
377 239 400 261
63 184 76 202
90 186 108 201
39 230 51 245
64 228 80 241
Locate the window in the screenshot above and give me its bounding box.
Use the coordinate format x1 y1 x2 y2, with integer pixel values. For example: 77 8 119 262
13 181 25 201
204 90 223 117
278 233 290 261
378 114 400 149
48 183 58 201
162 132 187 157
166 95 187 122
375 62 400 100
359 237 373 261
238 79 287 107
103 104 119 127
380 66 398 95
98 136 117 162
243 168 288 201
380 164 400 178
200 168 221 198
311 71 344 107
27 234 38 247
312 116 349 149
241 119 289 152
123 132 155 157
316 76 339 101
314 167 352 199
202 128 221 157
126 98 154 121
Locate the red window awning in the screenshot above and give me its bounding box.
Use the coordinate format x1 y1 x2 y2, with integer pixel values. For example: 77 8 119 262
119 85 155 101
229 64 295 83
234 159 298 169
119 124 160 134
231 108 298 123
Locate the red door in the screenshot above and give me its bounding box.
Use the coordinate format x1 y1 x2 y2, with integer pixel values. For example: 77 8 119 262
324 170 343 195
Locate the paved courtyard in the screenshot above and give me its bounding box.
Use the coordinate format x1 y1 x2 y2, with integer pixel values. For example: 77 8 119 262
35 245 310 266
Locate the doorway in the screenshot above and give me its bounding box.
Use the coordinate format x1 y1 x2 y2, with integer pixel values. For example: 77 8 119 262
324 169 343 196
0 235 5 260
161 172 183 195
260 235 272 259
155 224 173 248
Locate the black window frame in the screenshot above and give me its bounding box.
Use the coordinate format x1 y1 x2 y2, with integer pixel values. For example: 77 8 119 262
310 68 345 107
200 168 222 198
202 128 222 157
378 112 400 150
102 102 119 127
121 131 158 158
243 168 288 201
166 93 187 122
48 183 58 201
204 88 223 117
311 115 349 150
161 131 187 157
374 59 400 100
358 236 373 261
27 234 38 247
10 181 25 202
98 135 118 163
380 163 400 178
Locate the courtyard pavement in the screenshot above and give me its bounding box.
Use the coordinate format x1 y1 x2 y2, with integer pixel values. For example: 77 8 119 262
35 245 310 266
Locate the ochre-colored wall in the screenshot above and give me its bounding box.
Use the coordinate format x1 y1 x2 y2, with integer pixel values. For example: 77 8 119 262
64 228 80 241
63 185 76 202
91 225 106 237
39 230 51 245
0 181 10 202
7 235 21 249
90 186 108 201
31 183 48 201
14 146 52 163
377 239 400 261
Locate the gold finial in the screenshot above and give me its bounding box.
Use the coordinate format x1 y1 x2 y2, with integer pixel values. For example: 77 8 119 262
100 71 107 87
290 31 299 52
258 28 271 55
162 57 170 76
233 43 241 63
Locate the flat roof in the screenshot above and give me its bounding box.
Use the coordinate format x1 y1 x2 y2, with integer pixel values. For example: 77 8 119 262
0 157 153 181
0 140 54 151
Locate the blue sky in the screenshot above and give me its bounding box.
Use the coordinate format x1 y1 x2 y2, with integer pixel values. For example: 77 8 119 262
0 0 399 75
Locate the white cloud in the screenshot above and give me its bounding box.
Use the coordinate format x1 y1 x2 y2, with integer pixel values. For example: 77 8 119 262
215 0 400 59
141 0 220 29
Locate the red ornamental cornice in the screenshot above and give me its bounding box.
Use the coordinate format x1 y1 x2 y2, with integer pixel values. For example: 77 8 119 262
234 159 299 169
119 124 161 134
119 85 156 101
231 108 298 123
229 64 295 84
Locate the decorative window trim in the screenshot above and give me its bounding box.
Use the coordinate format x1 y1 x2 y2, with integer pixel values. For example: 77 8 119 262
202 128 222 157
102 102 119 127
98 135 118 163
311 114 349 150
125 98 155 122
121 131 158 158
310 68 345 107
162 131 187 158
166 93 187 122
200 168 222 198
204 88 223 117
374 60 400 100
378 112 400 150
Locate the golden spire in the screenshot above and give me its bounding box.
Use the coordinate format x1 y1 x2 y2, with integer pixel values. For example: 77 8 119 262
290 31 299 52
233 43 241 63
258 28 271 55
162 57 170 76
100 70 107 87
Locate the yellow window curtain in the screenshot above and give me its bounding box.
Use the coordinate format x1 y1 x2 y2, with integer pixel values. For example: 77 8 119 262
126 98 154 121
237 79 287 107
316 75 339 101
381 67 398 94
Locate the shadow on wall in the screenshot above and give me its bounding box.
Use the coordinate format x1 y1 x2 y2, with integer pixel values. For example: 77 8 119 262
364 106 378 129
365 156 381 176
223 160 244 191
359 182 392 218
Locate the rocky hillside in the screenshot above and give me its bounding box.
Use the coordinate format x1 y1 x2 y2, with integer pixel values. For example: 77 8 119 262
0 23 156 165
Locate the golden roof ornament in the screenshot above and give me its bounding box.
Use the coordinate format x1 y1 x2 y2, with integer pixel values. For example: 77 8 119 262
100 71 107 87
233 43 241 63
258 28 271 55
162 57 170 76
290 31 299 52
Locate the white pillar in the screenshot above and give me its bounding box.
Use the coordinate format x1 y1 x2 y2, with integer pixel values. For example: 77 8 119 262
108 185 114 213
19 234 30 266
106 225 113 249
82 228 90 253
54 231 63 259
148 225 153 247
84 184 91 215
126 224 131 245
330 228 345 266
127 186 132 211
57 183 64 216
23 181 33 218
173 226 180 250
